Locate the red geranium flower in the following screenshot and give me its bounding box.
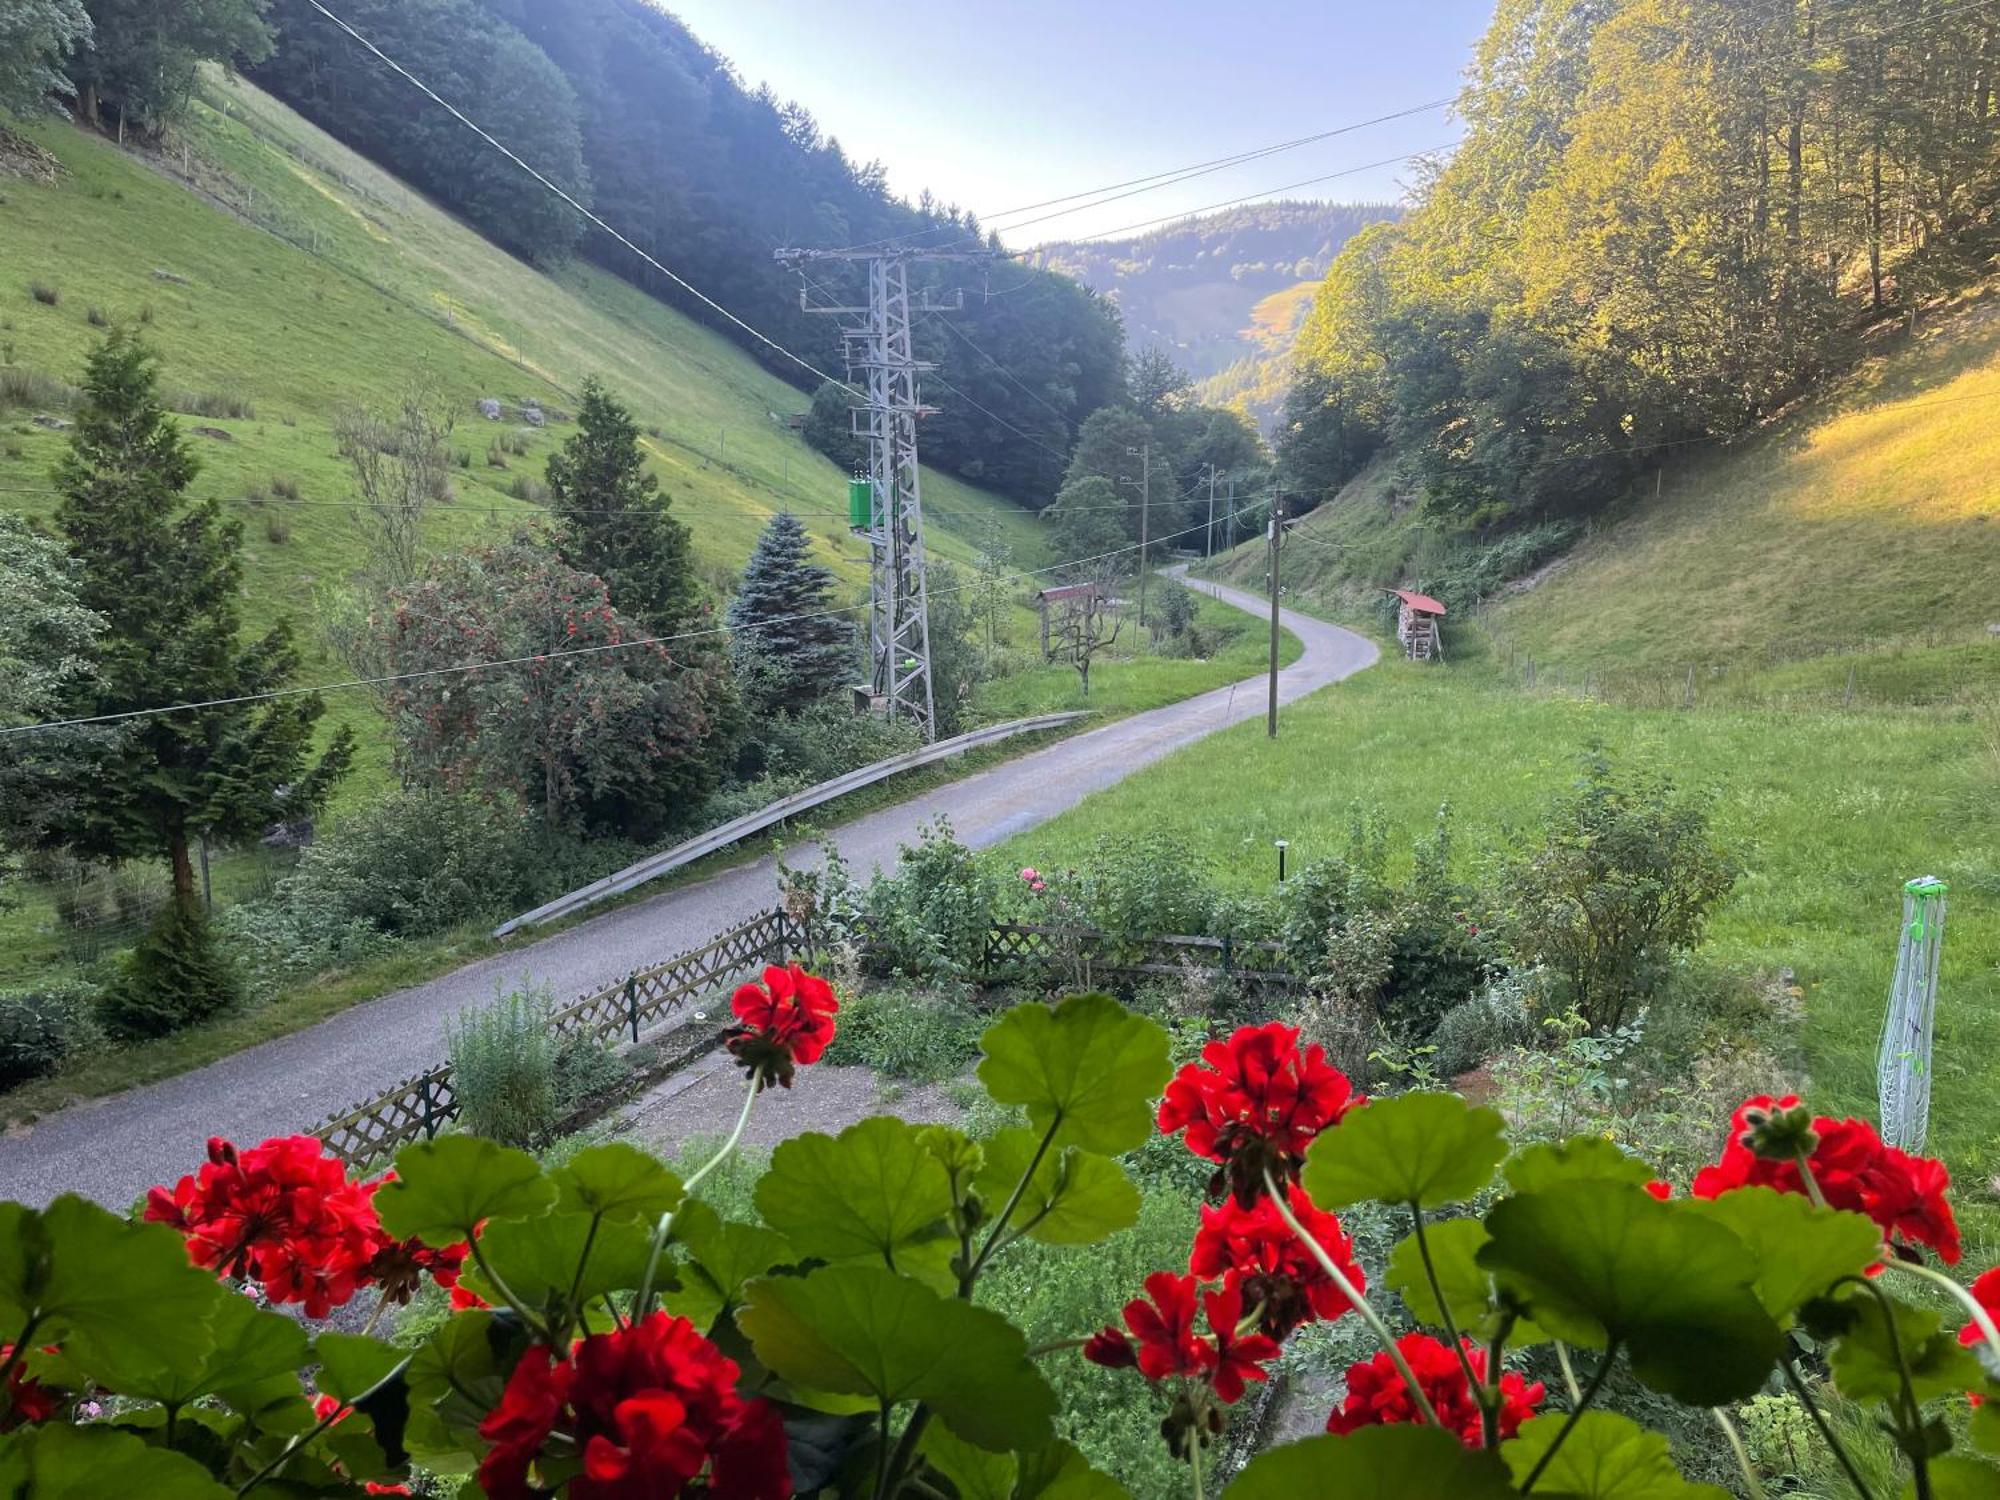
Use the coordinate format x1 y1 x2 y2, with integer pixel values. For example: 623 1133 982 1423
478 1314 789 1500
1693 1096 1962 1264
1188 1184 1365 1338
1157 1022 1363 1206
1959 1267 2000 1348
1082 1271 1277 1407
724 965 840 1091
1327 1333 1544 1448
1202 1278 1280 1404
0 1346 59 1430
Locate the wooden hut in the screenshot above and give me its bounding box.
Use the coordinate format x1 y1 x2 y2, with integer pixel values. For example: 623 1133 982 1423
1389 588 1446 662
1037 581 1103 659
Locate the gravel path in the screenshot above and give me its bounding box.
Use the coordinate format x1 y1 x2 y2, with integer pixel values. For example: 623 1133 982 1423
0 575 1375 1208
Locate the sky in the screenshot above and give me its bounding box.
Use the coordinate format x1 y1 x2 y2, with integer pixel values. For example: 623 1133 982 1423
665 0 1495 246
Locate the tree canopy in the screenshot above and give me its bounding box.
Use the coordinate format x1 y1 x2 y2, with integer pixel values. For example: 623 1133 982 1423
0 0 91 121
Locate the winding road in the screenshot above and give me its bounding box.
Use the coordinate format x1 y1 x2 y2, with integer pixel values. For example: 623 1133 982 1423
0 575 1376 1208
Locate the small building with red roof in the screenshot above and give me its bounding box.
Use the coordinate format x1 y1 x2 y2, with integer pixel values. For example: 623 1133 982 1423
1389 588 1446 662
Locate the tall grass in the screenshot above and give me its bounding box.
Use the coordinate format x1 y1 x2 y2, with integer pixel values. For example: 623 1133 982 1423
447 980 558 1149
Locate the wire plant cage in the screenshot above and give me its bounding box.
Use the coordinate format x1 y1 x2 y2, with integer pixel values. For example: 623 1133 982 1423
1877 876 1947 1153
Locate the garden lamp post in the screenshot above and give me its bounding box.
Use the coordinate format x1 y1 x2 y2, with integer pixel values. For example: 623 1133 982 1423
1275 840 1289 884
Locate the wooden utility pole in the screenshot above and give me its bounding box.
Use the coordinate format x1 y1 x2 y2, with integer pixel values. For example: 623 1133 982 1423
1267 493 1284 738
1205 464 1218 557
1124 443 1152 627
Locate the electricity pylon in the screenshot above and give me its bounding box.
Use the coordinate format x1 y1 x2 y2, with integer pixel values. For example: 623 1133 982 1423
775 247 995 741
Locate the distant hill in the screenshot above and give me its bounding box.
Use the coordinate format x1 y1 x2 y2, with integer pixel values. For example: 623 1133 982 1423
1032 201 1398 429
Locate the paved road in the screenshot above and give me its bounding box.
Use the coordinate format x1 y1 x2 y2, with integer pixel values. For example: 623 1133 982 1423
0 575 1376 1208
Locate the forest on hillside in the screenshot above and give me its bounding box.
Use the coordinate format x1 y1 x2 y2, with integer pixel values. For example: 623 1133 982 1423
1278 0 2000 533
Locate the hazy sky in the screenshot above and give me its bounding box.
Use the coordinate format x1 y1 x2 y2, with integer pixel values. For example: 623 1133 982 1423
664 1 1494 245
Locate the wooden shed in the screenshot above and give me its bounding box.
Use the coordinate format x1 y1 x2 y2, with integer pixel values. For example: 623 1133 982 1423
1037 581 1103 659
1389 588 1446 662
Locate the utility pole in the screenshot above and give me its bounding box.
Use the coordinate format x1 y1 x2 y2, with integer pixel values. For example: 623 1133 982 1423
776 246 996 740
1122 443 1152 627
1267 493 1284 739
1225 475 1236 550
1205 464 1218 558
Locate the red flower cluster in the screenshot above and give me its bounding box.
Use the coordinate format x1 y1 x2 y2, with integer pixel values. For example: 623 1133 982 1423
1157 1022 1364 1206
479 1313 789 1500
1083 1271 1280 1405
1327 1333 1545 1448
1959 1267 2000 1349
145 1136 467 1318
1691 1096 1963 1264
724 965 840 1091
1188 1184 1366 1338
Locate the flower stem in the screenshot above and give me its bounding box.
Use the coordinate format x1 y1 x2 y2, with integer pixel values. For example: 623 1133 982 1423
237 1352 414 1496
1793 1150 1830 1209
636 1072 758 1316
469 1234 551 1344
1552 1340 1583 1405
359 1287 393 1339
970 1112 1063 1283
1781 1353 1878 1500
1711 1407 1768 1500
1848 1275 1931 1500
1409 1203 1485 1408
1520 1341 1619 1494
1188 1421 1206 1500
1880 1258 2000 1361
1263 1169 1442 1428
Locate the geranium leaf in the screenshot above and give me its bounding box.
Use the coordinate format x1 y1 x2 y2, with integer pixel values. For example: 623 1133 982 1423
1682 1188 1882 1323
673 1201 795 1309
0 1423 233 1498
377 1136 556 1242
974 1128 1141 1247
1501 1410 1732 1498
1921 1456 2000 1500
755 1118 955 1276
922 1423 1016 1500
315 1333 405 1403
1479 1183 1782 1405
1385 1217 1551 1346
1014 1439 1131 1500
1301 1093 1507 1209
1972 1396 2000 1456
90 1289 307 1417
1826 1289 1985 1405
1224 1425 1516 1499
976 995 1171 1155
466 1210 654 1308
405 1308 519 1465
0 1196 222 1377
737 1264 1055 1452
551 1142 683 1223
1504 1136 1656 1194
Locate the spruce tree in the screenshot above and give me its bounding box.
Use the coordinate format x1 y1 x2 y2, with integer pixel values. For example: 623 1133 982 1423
726 512 855 716
52 334 352 1024
546 377 696 634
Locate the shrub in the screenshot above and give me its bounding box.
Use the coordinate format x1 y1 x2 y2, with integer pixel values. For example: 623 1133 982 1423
860 818 998 980
265 511 291 544
1076 829 1218 952
552 1030 630 1118
270 475 300 501
29 283 58 307
0 982 100 1090
86 306 109 329
1506 750 1737 1030
1150 576 1198 641
1427 972 1540 1078
168 390 256 421
99 895 242 1040
822 986 981 1082
0 366 76 411
448 981 558 1149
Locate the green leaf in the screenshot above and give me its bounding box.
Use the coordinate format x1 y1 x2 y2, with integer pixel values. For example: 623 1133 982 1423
552 1142 683 1223
0 1423 233 1498
1682 1188 1882 1323
0 1196 222 1376
1478 1183 1783 1405
974 1128 1141 1247
405 1309 515 1465
315 1333 405 1403
1919 1456 2000 1500
466 1210 655 1309
1501 1410 1732 1499
1301 1093 1507 1209
1224 1426 1516 1499
1014 1440 1131 1500
1972 1397 2000 1457
922 1423 1016 1500
377 1136 556 1242
754 1118 955 1275
90 1289 307 1417
1504 1136 1656 1194
737 1264 1054 1452
673 1201 794 1309
1826 1288 1986 1405
976 995 1171 1155
1385 1217 1550 1346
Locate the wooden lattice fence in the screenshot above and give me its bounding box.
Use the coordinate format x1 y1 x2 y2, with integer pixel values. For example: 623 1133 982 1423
313 909 795 1168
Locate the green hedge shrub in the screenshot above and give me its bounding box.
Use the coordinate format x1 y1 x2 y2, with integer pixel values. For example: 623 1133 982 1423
0 982 101 1090
99 895 242 1040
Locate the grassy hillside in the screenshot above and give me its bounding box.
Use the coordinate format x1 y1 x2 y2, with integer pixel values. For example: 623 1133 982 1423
0 71 1049 798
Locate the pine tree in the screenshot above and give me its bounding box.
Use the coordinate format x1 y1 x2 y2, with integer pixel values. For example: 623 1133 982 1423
52 333 353 905
726 512 854 716
546 377 697 634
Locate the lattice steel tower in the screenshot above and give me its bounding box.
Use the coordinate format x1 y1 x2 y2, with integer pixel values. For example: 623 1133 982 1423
775 248 993 741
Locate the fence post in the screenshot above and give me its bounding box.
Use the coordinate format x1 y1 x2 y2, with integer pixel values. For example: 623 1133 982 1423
418 1073 440 1140
1843 663 1857 707
1683 663 1696 709
1220 932 1234 975
625 972 640 1046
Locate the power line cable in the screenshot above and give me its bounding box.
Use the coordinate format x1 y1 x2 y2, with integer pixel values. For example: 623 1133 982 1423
294 0 854 394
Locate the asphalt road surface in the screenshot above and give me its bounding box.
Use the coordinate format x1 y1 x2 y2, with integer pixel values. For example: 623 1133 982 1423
0 573 1376 1208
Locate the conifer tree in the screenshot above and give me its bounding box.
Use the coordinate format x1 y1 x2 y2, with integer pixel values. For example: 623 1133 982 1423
546 378 697 634
726 512 854 716
51 334 351 1024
